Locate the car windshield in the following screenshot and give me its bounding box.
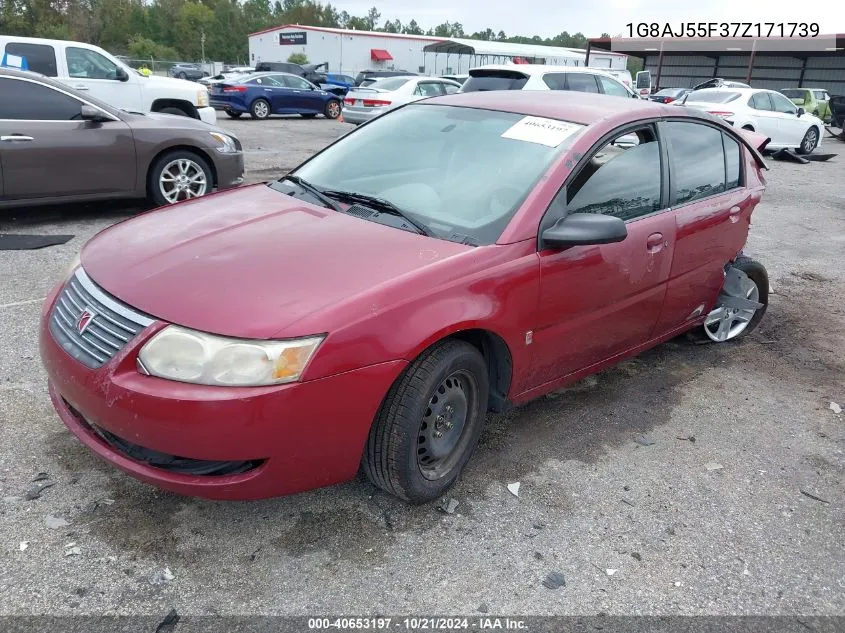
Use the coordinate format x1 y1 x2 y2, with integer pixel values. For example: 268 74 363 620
780 89 806 99
368 77 412 91
685 91 741 104
461 70 530 92
287 104 585 245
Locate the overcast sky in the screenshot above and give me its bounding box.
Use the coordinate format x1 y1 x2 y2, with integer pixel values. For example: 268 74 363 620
341 0 845 39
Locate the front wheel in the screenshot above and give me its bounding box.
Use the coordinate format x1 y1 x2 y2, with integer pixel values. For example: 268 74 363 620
701 256 768 343
797 126 819 154
148 150 213 206
324 99 341 119
363 340 489 504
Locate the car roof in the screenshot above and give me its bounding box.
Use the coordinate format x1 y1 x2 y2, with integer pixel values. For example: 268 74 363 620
0 66 121 113
687 87 769 97
422 89 684 126
469 64 621 80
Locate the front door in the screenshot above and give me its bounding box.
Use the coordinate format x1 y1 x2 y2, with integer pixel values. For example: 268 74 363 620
0 76 135 200
63 45 141 112
283 74 324 112
654 121 754 334
530 125 675 386
768 90 810 147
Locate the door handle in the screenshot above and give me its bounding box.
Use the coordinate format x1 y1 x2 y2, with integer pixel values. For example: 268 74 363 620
729 205 742 223
74 85 89 91
729 206 741 214
1 135 34 142
264 88 272 91
646 232 666 253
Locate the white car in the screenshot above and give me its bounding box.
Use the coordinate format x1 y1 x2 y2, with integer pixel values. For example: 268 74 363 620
0 35 216 124
681 88 824 154
341 76 461 124
458 64 640 100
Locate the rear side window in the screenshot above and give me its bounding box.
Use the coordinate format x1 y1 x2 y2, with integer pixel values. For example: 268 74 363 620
565 73 600 93
4 42 58 76
749 93 773 111
663 121 727 205
542 73 566 90
0 78 81 120
724 134 742 190
462 70 528 92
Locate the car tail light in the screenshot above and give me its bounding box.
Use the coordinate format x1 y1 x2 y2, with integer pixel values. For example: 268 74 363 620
664 97 674 103
344 97 355 105
707 110 734 118
222 85 247 93
362 99 391 107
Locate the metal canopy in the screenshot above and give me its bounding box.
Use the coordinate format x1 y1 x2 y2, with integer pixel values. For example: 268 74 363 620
422 38 585 62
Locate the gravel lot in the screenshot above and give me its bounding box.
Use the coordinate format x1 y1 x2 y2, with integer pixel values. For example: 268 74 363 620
1 116 843 617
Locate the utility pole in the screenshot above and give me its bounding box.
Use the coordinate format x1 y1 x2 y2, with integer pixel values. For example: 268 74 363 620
201 30 206 64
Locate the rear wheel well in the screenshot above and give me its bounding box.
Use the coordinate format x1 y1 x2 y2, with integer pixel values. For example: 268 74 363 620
150 99 200 119
449 329 513 412
146 145 218 190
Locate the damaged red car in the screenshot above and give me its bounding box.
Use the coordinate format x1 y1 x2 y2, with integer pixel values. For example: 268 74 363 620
40 91 771 503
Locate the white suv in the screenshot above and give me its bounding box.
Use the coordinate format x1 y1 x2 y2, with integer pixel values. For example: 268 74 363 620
0 36 216 123
458 64 640 100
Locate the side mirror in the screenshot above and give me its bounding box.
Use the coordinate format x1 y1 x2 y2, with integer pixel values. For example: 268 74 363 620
796 107 805 117
116 67 129 82
80 104 111 122
541 213 628 249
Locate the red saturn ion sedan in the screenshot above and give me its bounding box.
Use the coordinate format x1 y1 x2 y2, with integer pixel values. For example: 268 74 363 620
40 91 772 504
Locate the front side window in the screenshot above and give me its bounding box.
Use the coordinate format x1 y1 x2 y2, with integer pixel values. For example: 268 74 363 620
770 92 798 114
289 104 586 245
0 78 82 120
4 42 58 76
285 75 312 90
663 121 727 205
66 47 120 80
566 127 662 221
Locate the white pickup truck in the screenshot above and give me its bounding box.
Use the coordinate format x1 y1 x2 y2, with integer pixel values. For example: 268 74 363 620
0 36 216 124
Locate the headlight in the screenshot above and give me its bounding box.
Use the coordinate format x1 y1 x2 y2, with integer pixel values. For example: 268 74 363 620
209 132 239 153
197 90 209 107
63 253 81 281
137 325 324 387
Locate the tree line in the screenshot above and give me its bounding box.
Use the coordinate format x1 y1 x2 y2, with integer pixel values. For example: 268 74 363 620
0 0 611 64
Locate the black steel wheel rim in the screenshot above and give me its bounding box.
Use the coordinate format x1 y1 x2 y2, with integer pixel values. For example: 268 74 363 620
416 369 477 481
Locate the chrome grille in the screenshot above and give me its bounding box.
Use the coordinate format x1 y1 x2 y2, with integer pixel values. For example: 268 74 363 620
49 268 154 369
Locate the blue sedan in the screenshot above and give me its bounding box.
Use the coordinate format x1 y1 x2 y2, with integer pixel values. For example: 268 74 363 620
209 72 343 120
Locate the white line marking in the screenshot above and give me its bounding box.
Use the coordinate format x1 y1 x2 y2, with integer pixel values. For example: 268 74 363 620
0 298 44 309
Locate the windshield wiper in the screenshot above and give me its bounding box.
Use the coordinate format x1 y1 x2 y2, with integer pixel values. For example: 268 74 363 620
321 189 433 237
281 175 342 212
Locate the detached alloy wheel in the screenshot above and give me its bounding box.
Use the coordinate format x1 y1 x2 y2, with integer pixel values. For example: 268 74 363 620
148 150 212 206
702 256 768 343
797 127 819 154
363 339 489 503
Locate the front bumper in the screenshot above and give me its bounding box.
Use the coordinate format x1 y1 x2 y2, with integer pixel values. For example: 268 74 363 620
39 281 406 500
214 151 245 190
198 106 217 124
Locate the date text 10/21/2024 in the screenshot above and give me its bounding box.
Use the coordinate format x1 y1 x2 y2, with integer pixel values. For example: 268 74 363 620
625 22 820 38
307 618 528 630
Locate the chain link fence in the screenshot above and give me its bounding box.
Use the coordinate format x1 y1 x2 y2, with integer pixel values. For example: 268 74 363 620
117 58 249 78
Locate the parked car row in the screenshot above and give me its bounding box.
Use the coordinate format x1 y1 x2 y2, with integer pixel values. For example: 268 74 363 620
209 72 343 120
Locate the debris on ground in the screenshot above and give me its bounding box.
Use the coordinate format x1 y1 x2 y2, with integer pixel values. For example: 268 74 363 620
507 482 520 497
477 603 490 613
542 571 566 590
633 434 656 446
436 497 459 514
19 541 29 551
45 515 70 530
155 608 180 633
800 489 830 504
631 552 642 561
676 435 696 443
150 568 176 585
606 569 618 576
65 543 81 557
24 475 56 501
621 498 636 507
704 462 724 471
830 401 842 414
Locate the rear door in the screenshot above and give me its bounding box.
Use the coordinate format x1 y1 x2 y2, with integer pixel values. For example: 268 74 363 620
653 120 752 334
530 124 675 386
0 76 135 200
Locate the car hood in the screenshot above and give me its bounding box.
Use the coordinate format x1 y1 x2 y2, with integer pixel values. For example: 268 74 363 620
80 184 472 339
142 74 200 93
119 110 222 133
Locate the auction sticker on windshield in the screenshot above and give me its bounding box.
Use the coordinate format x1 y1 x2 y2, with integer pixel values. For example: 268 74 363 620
501 116 584 147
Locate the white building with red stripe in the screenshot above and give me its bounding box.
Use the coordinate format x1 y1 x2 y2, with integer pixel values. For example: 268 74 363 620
248 24 627 78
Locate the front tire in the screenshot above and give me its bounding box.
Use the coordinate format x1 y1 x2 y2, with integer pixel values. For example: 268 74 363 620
797 126 819 154
148 150 213 206
363 340 489 504
250 98 270 120
699 256 768 343
324 99 341 119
